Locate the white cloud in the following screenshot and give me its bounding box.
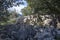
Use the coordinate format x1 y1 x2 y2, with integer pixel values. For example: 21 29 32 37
7 0 27 15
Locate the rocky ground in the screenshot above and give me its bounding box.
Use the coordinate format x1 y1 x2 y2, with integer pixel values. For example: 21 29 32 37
0 23 60 40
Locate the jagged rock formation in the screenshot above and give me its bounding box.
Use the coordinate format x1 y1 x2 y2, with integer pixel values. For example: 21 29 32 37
16 15 60 28
0 23 60 40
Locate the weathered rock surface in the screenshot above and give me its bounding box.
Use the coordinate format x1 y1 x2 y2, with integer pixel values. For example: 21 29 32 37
0 24 60 40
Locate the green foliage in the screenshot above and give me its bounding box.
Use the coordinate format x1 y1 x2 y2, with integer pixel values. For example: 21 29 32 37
26 0 60 15
0 0 18 25
0 10 10 22
0 0 10 22
22 6 32 16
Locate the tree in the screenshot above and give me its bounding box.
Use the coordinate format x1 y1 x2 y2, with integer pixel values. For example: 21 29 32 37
21 6 32 16
26 0 60 15
25 0 60 27
0 0 23 24
0 0 10 22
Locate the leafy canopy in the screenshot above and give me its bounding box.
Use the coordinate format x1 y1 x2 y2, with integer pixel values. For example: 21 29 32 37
26 0 60 15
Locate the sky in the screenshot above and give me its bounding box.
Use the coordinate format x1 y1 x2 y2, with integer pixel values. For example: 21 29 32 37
7 0 28 15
